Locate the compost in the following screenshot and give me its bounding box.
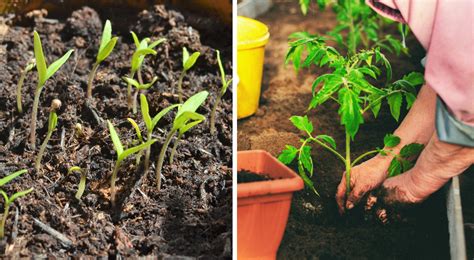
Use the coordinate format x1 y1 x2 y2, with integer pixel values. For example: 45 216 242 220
0 5 232 258
237 1 449 258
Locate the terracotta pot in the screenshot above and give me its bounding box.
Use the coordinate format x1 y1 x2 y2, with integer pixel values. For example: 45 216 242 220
238 150 304 260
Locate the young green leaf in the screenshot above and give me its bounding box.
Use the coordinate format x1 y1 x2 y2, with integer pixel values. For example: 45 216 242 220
107 120 124 156
399 143 424 158
97 37 118 63
278 145 299 164
0 169 27 186
118 139 156 162
127 118 143 143
388 158 402 177
316 134 337 149
290 115 313 134
98 20 112 55
383 134 401 148
387 92 403 121
131 48 157 73
33 31 47 86
300 145 314 177
338 88 364 138
176 91 209 118
183 47 200 71
45 50 74 82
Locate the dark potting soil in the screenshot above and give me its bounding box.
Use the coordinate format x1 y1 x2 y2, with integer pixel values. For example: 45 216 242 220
238 1 449 259
459 167 474 259
237 170 271 183
0 5 231 258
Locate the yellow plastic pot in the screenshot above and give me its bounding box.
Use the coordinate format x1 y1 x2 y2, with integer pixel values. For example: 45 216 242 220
238 16 270 119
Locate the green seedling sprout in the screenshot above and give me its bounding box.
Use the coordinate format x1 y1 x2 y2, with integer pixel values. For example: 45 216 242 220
87 20 118 99
30 31 73 149
126 32 165 110
210 50 232 135
123 76 158 114
139 94 180 171
16 59 36 113
35 99 61 172
107 120 156 205
155 91 208 191
177 47 201 103
0 169 33 239
127 118 145 166
68 166 87 200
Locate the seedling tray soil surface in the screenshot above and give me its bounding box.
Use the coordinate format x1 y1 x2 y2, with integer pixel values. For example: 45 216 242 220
237 1 449 259
0 5 231 258
237 170 271 183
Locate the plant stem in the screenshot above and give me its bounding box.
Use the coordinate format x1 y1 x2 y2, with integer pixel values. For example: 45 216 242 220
169 133 182 164
35 131 52 172
210 94 222 135
16 69 29 113
30 86 42 149
351 150 379 167
345 131 352 195
346 0 357 55
110 161 121 206
0 204 9 239
144 132 152 172
87 62 100 99
177 71 185 103
156 129 176 191
137 69 143 85
76 172 86 200
309 136 346 164
132 89 139 114
127 72 135 110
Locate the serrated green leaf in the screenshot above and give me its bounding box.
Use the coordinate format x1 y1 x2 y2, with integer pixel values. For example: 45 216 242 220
400 143 424 158
45 49 74 81
400 159 414 172
368 93 382 118
118 139 156 163
338 88 364 139
298 162 319 196
98 20 112 55
97 36 117 63
290 115 313 134
388 158 402 177
278 145 299 164
405 92 416 109
316 134 336 149
387 92 403 121
107 120 124 157
0 169 27 186
384 134 401 147
33 31 47 86
403 72 424 86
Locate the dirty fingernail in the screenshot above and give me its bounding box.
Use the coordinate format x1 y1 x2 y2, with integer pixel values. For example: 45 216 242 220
346 202 354 209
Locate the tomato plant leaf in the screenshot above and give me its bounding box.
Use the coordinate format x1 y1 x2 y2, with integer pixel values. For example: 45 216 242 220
387 92 403 121
97 37 118 63
107 120 124 157
278 145 299 164
98 20 112 56
405 92 416 109
399 143 424 158
290 115 313 134
384 134 401 148
33 31 47 86
118 139 156 163
300 145 314 176
338 88 363 139
0 169 27 187
316 134 336 149
388 158 402 177
368 93 382 118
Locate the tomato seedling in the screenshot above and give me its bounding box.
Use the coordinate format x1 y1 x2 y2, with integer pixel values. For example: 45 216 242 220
126 32 165 111
107 120 156 205
123 76 158 114
177 47 201 103
68 166 87 200
210 50 232 135
16 59 35 113
87 20 118 99
0 169 33 239
139 94 180 171
30 31 73 149
35 99 61 172
155 91 208 191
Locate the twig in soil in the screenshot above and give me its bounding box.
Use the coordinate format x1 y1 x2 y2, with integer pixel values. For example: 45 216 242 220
11 207 18 240
210 50 232 135
32 218 73 248
177 47 201 103
35 99 61 172
88 20 118 99
60 127 66 151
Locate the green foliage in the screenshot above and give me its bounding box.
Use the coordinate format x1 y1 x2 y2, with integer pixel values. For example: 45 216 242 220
16 59 36 113
182 47 201 71
140 94 180 135
123 76 158 90
130 31 165 74
96 20 118 63
388 143 424 177
34 31 74 88
0 169 32 238
210 50 232 134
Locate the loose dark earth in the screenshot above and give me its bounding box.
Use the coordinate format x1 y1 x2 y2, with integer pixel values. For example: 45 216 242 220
238 1 451 259
237 170 271 184
0 5 231 258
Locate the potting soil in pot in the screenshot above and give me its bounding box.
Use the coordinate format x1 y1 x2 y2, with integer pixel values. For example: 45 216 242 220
237 170 271 183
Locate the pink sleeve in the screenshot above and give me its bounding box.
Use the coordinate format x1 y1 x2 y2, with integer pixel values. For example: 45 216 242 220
366 0 474 124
